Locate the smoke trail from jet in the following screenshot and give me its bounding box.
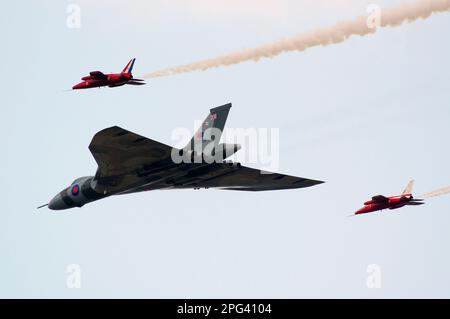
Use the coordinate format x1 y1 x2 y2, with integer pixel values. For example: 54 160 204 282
143 0 450 78
421 185 450 198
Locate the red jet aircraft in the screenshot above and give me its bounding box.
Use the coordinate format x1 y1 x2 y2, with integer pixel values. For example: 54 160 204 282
354 180 424 215
72 58 145 90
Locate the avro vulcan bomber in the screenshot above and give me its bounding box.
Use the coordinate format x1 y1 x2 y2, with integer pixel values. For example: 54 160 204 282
40 104 323 210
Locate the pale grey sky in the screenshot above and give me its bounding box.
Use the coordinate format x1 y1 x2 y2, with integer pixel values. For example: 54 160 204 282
1 0 450 298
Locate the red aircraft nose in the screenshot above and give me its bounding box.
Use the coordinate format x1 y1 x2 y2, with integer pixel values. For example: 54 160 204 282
355 206 371 215
72 82 88 90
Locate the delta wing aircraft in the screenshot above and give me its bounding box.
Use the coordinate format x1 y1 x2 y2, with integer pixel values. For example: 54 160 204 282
40 103 323 210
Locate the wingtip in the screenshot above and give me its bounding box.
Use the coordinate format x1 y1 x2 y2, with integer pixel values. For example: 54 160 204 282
312 179 325 186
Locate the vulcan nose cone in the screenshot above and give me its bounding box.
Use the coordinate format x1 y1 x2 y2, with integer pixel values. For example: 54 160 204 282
48 193 67 210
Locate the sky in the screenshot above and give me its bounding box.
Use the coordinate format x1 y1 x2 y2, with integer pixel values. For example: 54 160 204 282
1 0 450 298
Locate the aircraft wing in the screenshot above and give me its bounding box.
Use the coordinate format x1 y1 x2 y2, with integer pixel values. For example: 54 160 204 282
169 163 324 191
89 71 107 80
89 126 173 188
406 201 425 206
126 80 146 86
371 195 389 203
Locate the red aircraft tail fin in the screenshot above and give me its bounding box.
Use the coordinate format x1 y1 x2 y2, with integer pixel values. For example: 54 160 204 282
121 58 136 74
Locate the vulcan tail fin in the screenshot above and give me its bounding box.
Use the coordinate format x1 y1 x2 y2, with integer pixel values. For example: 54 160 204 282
122 58 136 74
185 103 232 154
402 180 414 195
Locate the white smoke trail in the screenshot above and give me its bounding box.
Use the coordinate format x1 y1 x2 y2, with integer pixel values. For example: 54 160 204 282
421 186 450 198
143 0 450 78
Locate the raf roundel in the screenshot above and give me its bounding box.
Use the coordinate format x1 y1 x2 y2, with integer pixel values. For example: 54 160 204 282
71 184 80 196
